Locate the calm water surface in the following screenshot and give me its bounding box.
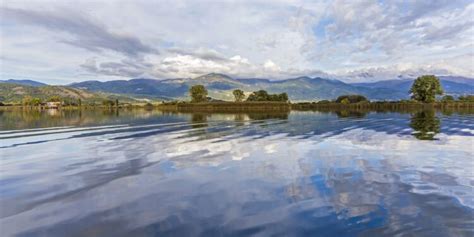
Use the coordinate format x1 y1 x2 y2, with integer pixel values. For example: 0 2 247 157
0 108 473 236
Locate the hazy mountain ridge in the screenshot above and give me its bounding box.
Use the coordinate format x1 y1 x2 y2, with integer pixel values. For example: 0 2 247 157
0 79 47 87
0 83 140 103
352 76 474 95
3 74 473 102
69 73 407 101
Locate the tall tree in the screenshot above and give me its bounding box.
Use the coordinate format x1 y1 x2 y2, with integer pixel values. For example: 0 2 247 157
189 85 208 102
409 75 443 103
278 93 289 102
232 89 245 102
246 90 269 101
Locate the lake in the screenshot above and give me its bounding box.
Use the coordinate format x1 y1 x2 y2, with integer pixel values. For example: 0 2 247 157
0 108 473 236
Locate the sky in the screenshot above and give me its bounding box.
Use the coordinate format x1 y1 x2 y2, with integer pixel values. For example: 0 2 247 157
1 0 473 84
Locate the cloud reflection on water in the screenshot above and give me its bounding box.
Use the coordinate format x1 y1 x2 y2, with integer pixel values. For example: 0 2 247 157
0 109 473 236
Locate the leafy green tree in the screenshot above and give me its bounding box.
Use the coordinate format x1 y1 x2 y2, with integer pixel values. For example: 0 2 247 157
246 90 269 101
246 90 288 102
336 95 368 103
340 98 350 104
278 93 289 102
232 89 245 102
409 75 443 103
189 85 208 102
268 94 279 101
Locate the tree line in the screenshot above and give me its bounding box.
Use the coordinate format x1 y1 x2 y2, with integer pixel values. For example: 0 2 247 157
19 96 122 107
21 95 65 106
189 85 289 103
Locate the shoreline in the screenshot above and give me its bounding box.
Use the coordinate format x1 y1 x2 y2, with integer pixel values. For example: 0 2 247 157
159 101 291 112
291 101 474 111
1 101 473 114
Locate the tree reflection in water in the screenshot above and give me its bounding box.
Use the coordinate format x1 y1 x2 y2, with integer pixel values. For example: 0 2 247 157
335 110 367 118
410 110 440 140
191 113 208 128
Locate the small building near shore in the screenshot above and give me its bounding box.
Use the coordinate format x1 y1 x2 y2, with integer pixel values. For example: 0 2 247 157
45 101 61 109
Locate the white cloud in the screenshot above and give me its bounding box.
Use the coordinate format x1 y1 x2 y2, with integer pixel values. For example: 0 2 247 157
263 60 281 72
0 0 472 83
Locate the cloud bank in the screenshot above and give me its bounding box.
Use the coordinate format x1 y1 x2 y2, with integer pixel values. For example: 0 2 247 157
1 0 473 83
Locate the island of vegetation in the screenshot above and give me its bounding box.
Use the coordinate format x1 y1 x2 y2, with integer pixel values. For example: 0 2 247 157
160 85 290 112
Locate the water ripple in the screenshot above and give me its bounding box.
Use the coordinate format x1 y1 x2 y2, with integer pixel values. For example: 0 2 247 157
0 110 473 237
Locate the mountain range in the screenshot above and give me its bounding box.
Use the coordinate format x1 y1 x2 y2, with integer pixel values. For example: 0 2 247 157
1 74 473 103
0 83 141 104
0 79 48 87
68 74 474 101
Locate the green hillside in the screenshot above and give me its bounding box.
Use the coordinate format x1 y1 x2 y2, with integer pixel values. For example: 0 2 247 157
0 83 141 104
69 73 408 101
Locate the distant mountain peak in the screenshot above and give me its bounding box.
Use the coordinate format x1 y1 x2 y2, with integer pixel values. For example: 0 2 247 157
1 79 47 87
192 73 236 84
356 72 374 78
294 76 312 80
196 73 233 80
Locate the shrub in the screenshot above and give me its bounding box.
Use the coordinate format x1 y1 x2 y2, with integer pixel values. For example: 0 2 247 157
335 95 368 104
317 100 331 104
102 100 115 107
246 90 288 102
340 98 350 104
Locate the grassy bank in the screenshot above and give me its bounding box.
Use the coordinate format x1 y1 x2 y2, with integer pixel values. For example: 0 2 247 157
0 104 152 111
3 101 474 114
158 101 291 112
291 101 474 110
